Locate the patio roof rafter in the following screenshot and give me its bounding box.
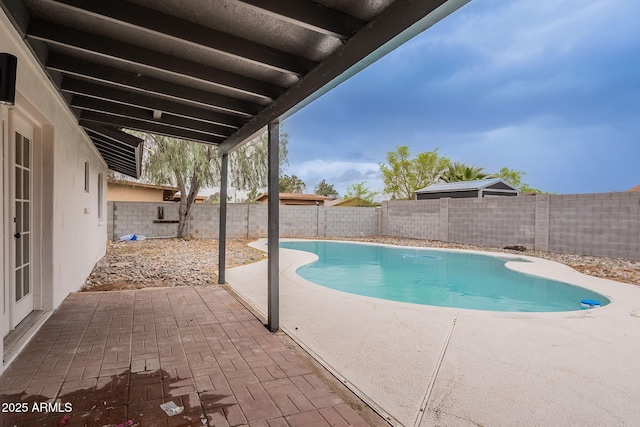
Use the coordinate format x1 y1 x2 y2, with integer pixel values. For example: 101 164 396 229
45 0 318 76
61 78 245 129
27 19 285 101
79 114 222 145
71 96 235 138
236 0 366 38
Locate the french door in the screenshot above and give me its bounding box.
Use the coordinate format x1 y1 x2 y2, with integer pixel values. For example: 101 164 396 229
10 118 34 327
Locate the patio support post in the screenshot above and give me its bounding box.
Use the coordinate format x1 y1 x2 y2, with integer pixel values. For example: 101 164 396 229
218 152 228 284
267 120 280 332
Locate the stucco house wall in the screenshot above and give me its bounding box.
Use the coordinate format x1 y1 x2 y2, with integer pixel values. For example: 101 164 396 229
107 182 166 202
1 12 108 373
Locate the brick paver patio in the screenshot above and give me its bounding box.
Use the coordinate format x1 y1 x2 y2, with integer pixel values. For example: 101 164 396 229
0 287 368 426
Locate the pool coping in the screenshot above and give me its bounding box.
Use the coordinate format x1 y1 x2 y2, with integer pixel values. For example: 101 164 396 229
226 238 640 426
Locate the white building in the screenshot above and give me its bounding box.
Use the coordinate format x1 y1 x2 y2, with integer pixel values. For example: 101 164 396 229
0 14 117 373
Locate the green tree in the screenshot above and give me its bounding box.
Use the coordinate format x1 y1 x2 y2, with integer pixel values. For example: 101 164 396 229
345 182 378 203
494 167 542 193
314 179 338 197
442 162 489 183
141 130 288 238
380 145 450 199
279 174 306 193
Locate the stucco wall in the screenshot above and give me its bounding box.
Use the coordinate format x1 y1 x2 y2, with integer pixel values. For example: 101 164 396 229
107 183 165 202
1 14 108 320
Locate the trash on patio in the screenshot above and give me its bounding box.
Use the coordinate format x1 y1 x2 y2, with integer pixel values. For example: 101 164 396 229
159 401 184 416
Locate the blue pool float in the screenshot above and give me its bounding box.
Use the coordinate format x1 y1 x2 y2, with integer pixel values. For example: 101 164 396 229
581 299 601 308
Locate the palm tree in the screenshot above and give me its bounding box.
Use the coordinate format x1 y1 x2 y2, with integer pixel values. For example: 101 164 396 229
442 162 490 183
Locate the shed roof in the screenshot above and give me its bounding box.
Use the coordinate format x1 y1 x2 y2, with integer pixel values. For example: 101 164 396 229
627 184 640 192
415 178 518 194
1 0 469 178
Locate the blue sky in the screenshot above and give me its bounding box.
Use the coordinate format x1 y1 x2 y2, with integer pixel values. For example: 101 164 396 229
283 0 640 198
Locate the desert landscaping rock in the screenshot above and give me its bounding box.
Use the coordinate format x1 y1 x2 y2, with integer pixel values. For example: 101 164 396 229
83 236 640 291
83 238 266 291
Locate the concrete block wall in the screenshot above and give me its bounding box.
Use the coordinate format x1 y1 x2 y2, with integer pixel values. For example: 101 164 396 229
110 201 180 239
108 193 640 260
108 202 380 240
548 192 640 259
382 200 442 240
280 206 319 237
248 204 268 237
448 196 536 248
323 207 379 237
190 203 219 238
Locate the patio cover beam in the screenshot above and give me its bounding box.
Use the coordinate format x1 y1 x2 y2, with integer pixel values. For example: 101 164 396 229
48 55 260 117
71 96 235 138
236 0 366 39
79 113 222 145
61 78 245 129
27 19 284 100
267 120 280 332
48 0 316 76
218 153 229 285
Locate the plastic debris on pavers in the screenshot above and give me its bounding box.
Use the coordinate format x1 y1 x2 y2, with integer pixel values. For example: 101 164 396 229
119 233 147 241
160 401 184 416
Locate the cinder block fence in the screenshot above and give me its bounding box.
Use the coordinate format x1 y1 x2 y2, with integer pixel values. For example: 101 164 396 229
108 191 640 260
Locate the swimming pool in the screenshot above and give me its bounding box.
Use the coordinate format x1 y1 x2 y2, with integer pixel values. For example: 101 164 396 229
279 241 609 312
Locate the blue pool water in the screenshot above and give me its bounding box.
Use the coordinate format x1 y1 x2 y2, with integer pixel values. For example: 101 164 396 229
279 241 609 312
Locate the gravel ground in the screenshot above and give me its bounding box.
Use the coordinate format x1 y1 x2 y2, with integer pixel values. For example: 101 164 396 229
83 237 640 291
83 239 266 291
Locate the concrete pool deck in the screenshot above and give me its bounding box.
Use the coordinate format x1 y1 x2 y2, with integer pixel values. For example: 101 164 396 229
226 239 640 426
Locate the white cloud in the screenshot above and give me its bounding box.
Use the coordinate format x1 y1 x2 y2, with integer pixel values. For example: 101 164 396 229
288 159 383 196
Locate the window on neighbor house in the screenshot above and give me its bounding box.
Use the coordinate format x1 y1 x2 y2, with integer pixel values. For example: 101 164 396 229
84 161 89 193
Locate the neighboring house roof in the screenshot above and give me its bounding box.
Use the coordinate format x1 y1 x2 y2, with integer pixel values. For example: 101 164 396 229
627 184 640 192
326 197 378 207
107 179 178 192
254 193 333 202
415 178 518 194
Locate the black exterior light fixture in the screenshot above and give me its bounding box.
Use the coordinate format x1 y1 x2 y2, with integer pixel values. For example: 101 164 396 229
0 53 18 105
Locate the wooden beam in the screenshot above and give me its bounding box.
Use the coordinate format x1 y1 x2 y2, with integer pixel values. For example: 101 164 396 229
50 0 316 75
61 77 245 128
237 0 365 39
28 19 284 100
49 54 261 117
79 113 222 145
72 96 234 137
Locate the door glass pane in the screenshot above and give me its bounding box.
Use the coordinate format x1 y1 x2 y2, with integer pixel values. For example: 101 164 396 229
15 269 22 301
23 137 30 168
15 235 22 267
15 167 22 199
23 267 30 296
24 169 30 198
15 133 22 165
16 202 22 232
23 202 30 232
23 233 30 264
